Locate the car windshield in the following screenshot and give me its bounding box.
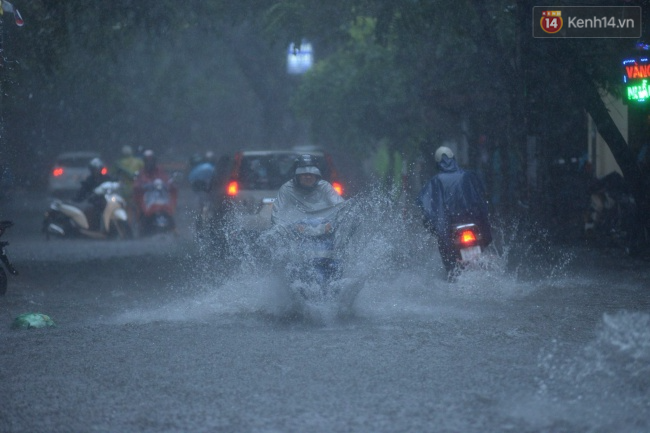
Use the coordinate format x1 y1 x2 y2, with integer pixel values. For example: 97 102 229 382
238 153 332 190
239 154 297 190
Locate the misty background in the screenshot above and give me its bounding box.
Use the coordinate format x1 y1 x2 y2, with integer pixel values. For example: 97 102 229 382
1 0 649 234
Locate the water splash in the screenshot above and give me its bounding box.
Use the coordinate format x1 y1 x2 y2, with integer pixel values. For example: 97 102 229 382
531 311 650 429
489 212 576 282
587 311 650 385
117 188 580 325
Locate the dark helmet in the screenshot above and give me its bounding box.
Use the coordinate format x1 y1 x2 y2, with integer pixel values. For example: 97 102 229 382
143 149 157 172
293 154 321 190
189 153 204 168
88 157 105 176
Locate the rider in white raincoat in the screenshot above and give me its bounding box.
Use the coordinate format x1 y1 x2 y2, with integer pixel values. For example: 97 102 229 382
272 154 345 225
266 154 364 309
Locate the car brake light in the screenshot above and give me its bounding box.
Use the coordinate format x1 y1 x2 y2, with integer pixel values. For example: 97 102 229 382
460 230 477 244
227 181 239 196
52 167 64 177
332 182 343 196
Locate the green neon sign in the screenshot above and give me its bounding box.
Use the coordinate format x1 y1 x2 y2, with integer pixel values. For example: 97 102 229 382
627 79 649 101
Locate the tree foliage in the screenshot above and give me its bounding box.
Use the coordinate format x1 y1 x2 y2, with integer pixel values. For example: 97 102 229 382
1 0 296 182
269 0 650 224
1 0 649 232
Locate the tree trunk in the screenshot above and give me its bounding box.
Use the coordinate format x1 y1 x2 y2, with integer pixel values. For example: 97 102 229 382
469 0 530 211
578 76 650 239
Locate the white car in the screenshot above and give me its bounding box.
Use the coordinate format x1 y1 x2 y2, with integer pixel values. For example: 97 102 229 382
48 151 102 198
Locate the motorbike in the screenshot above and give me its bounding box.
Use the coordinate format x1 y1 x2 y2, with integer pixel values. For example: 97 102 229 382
449 222 486 277
43 181 132 240
0 220 18 295
284 216 341 300
264 202 361 313
137 178 176 236
583 172 639 254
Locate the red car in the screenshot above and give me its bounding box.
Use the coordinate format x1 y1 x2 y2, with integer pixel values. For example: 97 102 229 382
197 149 345 252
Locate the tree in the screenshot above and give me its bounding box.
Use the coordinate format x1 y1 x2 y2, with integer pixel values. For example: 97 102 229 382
268 0 650 237
2 0 302 185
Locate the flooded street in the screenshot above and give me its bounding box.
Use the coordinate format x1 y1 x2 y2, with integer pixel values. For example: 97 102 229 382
1 190 649 432
1 2 648 432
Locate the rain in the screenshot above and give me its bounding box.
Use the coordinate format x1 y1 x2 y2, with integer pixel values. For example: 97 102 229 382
1 1 650 432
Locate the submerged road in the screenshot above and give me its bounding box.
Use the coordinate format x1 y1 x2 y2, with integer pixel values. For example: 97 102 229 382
0 189 649 432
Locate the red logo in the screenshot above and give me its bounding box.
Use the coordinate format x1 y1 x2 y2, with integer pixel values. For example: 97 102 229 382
540 11 563 34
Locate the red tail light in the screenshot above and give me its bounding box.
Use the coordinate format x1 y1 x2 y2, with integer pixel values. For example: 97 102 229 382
101 167 108 175
332 182 343 196
227 181 239 196
460 230 477 244
52 167 64 177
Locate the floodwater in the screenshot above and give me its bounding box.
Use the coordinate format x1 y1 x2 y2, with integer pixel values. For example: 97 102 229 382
0 189 648 432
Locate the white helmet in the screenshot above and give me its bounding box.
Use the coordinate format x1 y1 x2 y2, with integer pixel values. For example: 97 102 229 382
434 146 454 163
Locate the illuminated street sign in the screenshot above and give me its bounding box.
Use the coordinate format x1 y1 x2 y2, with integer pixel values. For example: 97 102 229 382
622 57 650 102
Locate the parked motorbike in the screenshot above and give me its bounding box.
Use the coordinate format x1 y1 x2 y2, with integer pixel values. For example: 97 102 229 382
0 220 18 295
43 181 132 240
583 172 640 254
137 178 176 236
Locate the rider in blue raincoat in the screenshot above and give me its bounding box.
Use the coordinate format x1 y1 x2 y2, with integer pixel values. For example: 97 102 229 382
416 146 492 277
188 156 216 193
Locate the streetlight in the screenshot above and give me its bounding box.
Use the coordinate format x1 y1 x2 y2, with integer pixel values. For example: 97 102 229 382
287 39 313 75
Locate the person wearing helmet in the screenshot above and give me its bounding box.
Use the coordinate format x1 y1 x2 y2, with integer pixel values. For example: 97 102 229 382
272 154 344 225
113 146 143 189
74 158 113 203
133 149 178 229
134 149 177 202
141 149 158 177
74 157 114 230
113 145 144 223
416 146 492 280
187 152 216 193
